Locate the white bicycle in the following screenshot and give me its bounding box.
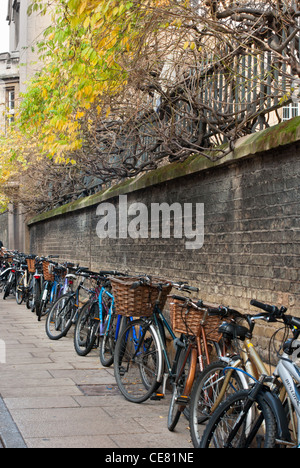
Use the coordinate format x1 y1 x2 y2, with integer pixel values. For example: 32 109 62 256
200 299 300 448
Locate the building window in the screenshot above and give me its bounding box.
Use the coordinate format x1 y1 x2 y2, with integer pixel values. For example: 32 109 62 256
282 102 299 121
6 88 15 125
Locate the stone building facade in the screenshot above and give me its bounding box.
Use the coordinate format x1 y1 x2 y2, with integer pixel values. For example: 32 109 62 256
0 0 51 251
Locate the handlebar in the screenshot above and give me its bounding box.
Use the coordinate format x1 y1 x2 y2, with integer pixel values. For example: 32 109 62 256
250 299 284 315
130 277 199 292
250 298 300 332
100 270 128 277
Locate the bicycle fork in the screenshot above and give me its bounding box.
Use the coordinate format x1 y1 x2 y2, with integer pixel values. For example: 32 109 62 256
224 374 268 448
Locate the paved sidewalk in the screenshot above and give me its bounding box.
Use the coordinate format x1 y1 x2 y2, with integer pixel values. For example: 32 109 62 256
0 297 193 449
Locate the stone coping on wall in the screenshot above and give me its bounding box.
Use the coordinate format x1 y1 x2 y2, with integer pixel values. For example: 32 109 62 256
27 116 300 226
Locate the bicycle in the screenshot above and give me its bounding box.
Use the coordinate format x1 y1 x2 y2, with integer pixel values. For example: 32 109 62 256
199 299 300 448
15 254 36 308
98 272 130 367
38 257 63 321
3 254 20 300
167 298 242 433
113 275 222 405
45 267 101 341
74 270 129 360
188 304 273 447
0 253 14 292
0 250 18 293
73 271 112 356
31 255 60 319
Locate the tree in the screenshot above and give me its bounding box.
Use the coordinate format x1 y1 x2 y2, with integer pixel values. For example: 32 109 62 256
1 0 300 212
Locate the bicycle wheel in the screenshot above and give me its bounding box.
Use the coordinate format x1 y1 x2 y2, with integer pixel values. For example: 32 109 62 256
38 283 51 321
74 301 99 356
31 278 41 316
114 318 162 403
45 294 76 340
99 311 117 367
16 274 25 305
3 272 14 300
26 275 34 310
168 345 197 432
200 389 277 448
189 360 246 447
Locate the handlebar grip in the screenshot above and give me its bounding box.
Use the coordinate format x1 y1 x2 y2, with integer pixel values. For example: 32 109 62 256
207 307 222 314
172 295 188 302
250 299 277 314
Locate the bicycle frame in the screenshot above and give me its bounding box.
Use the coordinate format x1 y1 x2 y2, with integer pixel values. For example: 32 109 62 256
98 286 115 335
210 336 269 413
153 304 177 377
138 298 222 398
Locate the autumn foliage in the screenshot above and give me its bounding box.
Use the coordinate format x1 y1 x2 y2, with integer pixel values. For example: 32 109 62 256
1 0 300 213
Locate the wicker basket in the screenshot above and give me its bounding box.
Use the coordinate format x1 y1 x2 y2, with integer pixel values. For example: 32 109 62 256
109 276 172 317
26 258 36 274
169 298 224 342
42 261 55 282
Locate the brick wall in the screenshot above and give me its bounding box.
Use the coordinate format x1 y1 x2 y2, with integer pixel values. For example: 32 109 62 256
29 140 300 361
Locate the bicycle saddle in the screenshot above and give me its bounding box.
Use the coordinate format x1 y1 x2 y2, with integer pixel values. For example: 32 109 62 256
218 321 251 341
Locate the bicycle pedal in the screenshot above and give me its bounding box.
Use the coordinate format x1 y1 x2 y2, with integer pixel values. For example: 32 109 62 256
150 393 165 401
175 395 190 406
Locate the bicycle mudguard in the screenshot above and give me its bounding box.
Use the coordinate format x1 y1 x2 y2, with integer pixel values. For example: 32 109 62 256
261 387 291 443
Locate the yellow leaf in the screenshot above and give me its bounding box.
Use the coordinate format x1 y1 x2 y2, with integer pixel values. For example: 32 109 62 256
78 0 88 16
83 16 90 29
183 42 189 50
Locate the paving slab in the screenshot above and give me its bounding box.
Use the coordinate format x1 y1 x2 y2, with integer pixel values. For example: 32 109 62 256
0 297 195 449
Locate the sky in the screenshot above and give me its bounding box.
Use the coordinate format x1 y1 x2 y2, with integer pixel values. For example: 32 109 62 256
0 3 9 53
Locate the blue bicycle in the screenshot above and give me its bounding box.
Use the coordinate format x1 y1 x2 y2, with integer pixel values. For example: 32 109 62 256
73 271 128 360
38 259 75 321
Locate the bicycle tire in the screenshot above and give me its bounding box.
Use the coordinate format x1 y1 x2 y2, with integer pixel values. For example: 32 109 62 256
16 275 25 305
38 299 48 321
74 301 99 356
45 294 76 340
100 315 128 367
99 312 117 367
168 384 184 432
26 276 34 310
114 318 162 403
189 360 246 447
200 389 277 448
32 279 41 316
3 281 12 300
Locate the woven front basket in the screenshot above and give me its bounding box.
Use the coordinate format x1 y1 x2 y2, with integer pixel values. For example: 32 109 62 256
26 258 36 274
169 298 224 342
42 261 55 282
109 276 172 317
